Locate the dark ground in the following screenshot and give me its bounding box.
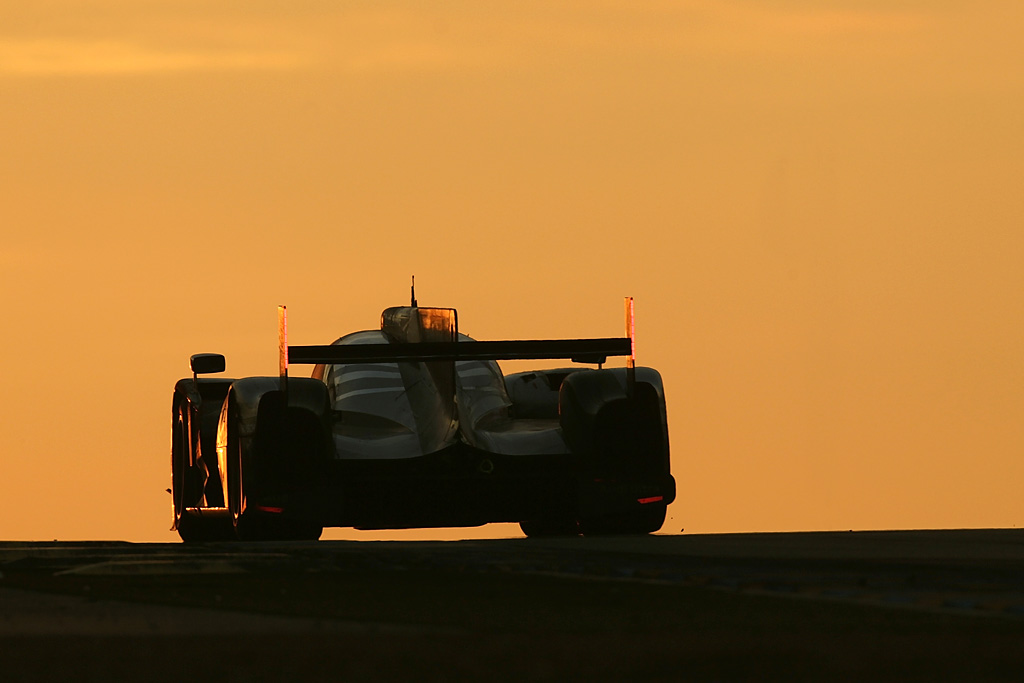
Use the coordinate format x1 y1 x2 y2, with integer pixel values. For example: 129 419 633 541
2 530 1024 681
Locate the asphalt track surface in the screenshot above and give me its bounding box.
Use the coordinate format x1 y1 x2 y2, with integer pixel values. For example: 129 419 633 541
3 529 1024 681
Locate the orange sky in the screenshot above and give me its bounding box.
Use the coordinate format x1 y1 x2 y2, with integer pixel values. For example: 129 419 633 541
1 2 1021 541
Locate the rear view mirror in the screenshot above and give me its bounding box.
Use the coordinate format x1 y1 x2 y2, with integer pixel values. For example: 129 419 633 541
190 353 225 375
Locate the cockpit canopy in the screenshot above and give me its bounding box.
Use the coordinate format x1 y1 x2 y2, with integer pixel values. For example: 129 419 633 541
324 307 512 437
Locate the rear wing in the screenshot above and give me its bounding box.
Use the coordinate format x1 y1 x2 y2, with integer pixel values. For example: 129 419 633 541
277 297 637 384
287 337 631 366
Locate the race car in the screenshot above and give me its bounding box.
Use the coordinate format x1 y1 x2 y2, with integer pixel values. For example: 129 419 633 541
170 298 674 542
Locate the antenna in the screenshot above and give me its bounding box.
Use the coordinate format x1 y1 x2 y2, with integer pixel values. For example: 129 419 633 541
411 275 418 307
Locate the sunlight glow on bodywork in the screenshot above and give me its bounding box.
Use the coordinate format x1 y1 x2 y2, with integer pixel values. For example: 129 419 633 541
626 296 635 370
278 305 288 379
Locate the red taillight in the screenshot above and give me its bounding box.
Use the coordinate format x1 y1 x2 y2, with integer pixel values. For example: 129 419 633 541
256 505 284 514
637 496 663 505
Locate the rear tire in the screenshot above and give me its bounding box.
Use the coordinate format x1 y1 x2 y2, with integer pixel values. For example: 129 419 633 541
171 399 193 533
236 512 323 542
173 399 233 542
519 517 580 538
579 503 666 536
228 395 324 542
176 511 236 543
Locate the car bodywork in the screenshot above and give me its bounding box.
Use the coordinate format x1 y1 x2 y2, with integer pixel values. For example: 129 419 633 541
170 301 674 541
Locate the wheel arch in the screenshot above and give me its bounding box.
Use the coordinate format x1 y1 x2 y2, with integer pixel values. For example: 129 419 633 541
559 367 670 470
216 377 333 524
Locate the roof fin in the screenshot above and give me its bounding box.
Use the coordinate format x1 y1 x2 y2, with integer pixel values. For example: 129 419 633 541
411 275 418 307
278 305 288 398
625 296 636 396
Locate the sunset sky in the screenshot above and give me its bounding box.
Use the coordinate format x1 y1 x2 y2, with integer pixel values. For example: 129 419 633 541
1 1 1021 541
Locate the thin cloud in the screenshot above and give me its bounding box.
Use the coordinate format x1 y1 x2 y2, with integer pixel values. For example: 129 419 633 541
0 3 944 78
341 41 487 73
0 39 306 75
580 1 936 57
766 10 930 36
701 1 932 37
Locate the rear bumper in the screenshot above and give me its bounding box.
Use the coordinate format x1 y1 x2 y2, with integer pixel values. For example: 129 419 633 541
577 474 676 519
261 446 674 530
